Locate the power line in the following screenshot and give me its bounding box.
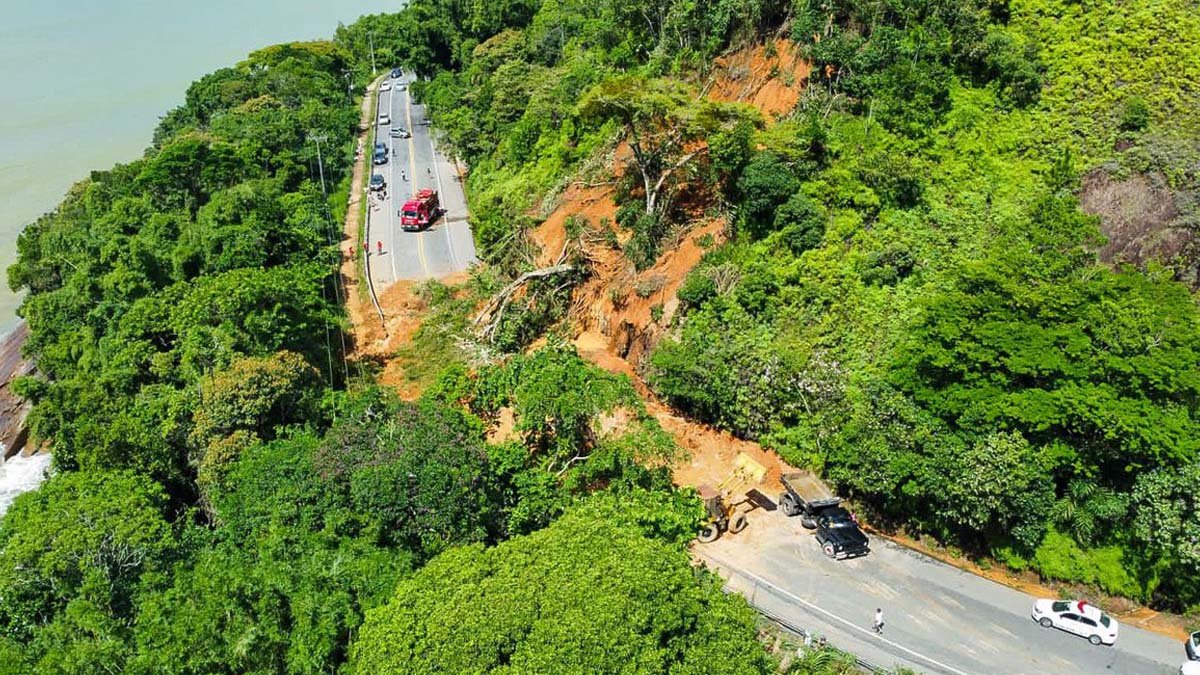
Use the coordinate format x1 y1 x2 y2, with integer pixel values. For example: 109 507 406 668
309 133 353 388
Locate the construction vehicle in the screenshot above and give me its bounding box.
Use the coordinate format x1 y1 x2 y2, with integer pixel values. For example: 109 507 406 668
778 471 840 526
696 453 767 543
779 471 869 559
400 188 441 231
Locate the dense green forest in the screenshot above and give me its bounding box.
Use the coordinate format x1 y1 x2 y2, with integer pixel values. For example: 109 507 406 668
3 0 1199 672
0 21 793 667
343 0 1200 614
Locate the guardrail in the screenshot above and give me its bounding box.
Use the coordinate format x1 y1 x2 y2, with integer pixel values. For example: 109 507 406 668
361 77 387 330
362 187 386 327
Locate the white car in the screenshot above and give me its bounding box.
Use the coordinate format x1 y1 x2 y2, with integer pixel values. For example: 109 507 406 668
1182 662 1200 675
1031 599 1118 645
1188 630 1200 661
389 127 410 139
378 114 391 126
380 82 392 92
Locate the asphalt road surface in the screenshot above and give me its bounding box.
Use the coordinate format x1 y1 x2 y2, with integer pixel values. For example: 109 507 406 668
365 75 476 287
697 507 1183 675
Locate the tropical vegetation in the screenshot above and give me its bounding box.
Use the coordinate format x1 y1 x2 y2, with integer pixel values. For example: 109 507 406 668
2 0 1199 671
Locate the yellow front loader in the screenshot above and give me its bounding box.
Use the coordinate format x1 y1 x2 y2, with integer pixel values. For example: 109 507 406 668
696 452 767 543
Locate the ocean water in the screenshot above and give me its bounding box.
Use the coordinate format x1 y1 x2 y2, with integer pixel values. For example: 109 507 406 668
0 0 400 337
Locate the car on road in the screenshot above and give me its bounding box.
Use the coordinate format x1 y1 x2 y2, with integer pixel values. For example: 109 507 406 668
1031 599 1118 646
389 126 410 138
814 507 870 559
1183 662 1200 675
391 67 402 79
372 142 388 165
378 113 391 126
380 82 392 92
1188 630 1200 661
369 173 386 192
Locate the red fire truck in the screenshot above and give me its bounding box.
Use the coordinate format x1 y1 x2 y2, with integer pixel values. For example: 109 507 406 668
400 189 441 231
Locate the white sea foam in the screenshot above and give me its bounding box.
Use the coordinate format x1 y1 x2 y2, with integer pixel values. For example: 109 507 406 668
0 449 50 518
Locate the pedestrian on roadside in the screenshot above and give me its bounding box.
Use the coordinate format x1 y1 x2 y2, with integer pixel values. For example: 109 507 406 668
802 631 813 649
377 240 383 255
817 636 827 650
873 608 884 635
363 241 369 257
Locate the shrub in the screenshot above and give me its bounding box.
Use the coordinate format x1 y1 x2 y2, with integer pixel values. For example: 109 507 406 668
1032 529 1145 600
677 269 717 307
773 192 826 254
1120 97 1151 132
737 152 800 238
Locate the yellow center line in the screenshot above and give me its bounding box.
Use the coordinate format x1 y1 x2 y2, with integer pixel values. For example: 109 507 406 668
404 84 428 278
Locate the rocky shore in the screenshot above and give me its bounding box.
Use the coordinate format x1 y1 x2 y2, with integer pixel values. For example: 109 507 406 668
0 322 34 459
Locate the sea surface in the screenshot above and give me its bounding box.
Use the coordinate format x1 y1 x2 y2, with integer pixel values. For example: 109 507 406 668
0 0 399 337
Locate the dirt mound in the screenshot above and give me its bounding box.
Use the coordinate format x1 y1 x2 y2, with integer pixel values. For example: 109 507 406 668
531 183 620 266
1080 169 1195 284
573 218 724 368
523 39 813 491
573 331 795 494
708 38 810 123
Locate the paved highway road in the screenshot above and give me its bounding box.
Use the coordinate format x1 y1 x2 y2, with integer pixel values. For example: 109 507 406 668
698 508 1183 675
365 74 476 287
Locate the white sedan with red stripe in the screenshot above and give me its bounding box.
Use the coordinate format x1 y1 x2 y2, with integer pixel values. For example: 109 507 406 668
1031 599 1119 646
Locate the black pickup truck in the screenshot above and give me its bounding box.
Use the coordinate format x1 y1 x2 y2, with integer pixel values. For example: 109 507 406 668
814 506 870 559
779 472 869 559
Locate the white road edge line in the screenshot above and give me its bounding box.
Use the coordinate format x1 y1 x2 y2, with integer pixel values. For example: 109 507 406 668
426 121 459 272
702 553 973 675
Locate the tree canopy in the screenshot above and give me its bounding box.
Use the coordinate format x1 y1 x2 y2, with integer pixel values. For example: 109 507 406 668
350 498 768 675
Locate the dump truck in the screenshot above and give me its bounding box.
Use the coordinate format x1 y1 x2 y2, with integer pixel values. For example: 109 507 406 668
779 471 869 558
400 189 441 231
778 472 839 524
696 453 768 543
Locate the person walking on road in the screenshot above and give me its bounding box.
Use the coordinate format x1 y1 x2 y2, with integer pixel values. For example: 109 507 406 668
376 240 383 255
873 608 884 635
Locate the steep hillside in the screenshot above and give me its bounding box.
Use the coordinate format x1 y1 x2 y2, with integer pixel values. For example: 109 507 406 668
407 0 1200 623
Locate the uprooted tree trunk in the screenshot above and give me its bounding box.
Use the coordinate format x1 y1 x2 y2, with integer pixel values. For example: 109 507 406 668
473 263 575 342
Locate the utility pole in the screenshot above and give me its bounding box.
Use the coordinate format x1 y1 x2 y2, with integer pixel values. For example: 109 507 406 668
368 32 377 75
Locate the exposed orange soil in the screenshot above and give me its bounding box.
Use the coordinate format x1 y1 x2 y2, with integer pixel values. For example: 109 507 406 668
708 38 811 123
525 41 1192 643
373 271 471 400
345 41 1191 644
523 39 821 492
572 331 795 495
340 78 385 359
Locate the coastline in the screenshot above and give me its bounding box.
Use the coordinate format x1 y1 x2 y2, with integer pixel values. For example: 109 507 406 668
0 321 33 459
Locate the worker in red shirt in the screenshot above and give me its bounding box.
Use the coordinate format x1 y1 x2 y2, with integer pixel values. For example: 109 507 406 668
376 241 383 255
363 241 369 256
